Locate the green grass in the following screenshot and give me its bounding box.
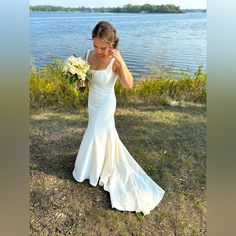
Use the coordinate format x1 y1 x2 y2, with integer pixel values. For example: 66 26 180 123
29 59 206 110
30 101 206 235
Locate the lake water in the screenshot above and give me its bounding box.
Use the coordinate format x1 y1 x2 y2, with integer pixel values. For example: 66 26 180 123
30 12 206 79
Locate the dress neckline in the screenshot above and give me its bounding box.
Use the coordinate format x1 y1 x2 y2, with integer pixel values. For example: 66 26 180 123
87 49 115 72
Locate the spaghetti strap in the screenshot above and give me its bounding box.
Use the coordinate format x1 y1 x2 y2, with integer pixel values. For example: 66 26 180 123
107 57 116 71
85 49 90 62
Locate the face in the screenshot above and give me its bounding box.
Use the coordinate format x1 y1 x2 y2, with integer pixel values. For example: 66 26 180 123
93 37 112 58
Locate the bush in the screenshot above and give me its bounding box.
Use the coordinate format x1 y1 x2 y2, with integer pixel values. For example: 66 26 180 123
29 58 89 109
29 58 206 109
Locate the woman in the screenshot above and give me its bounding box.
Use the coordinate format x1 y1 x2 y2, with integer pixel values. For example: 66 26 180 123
72 21 165 215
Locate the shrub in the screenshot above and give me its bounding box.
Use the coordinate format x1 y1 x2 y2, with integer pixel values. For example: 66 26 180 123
29 58 206 109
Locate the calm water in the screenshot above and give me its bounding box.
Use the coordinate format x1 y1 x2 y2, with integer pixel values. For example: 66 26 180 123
30 12 207 79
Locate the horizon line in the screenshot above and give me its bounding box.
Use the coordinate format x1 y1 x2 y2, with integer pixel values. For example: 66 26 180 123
29 4 207 10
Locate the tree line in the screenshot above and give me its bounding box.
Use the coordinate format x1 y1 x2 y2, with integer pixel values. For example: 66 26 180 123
30 4 184 13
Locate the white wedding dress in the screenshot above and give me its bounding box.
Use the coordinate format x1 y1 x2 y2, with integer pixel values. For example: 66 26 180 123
72 49 165 215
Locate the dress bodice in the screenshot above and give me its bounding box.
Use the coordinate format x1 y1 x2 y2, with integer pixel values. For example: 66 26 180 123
85 49 118 92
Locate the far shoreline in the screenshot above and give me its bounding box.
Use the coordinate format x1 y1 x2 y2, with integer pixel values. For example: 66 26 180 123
30 10 206 13
29 4 206 14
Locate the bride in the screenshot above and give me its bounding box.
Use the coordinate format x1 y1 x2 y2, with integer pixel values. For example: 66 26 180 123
72 21 165 215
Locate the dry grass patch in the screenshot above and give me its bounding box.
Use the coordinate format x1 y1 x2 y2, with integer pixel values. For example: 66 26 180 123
30 102 206 235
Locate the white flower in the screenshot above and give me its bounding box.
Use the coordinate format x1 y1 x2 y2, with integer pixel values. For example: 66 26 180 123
68 66 77 75
63 55 91 84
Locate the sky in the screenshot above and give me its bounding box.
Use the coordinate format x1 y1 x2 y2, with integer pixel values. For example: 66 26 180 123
29 0 207 9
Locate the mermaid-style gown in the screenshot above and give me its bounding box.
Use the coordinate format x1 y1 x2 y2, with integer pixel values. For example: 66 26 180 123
72 49 165 215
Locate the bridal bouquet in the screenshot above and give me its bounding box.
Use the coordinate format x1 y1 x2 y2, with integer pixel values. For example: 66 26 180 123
62 55 91 88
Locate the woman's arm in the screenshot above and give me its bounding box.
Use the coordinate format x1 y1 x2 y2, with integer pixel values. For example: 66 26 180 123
109 49 133 89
